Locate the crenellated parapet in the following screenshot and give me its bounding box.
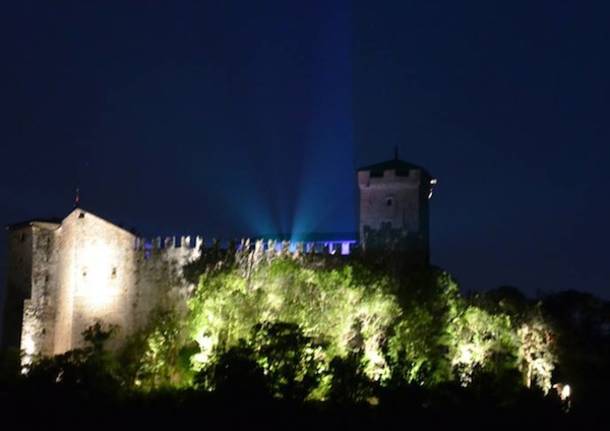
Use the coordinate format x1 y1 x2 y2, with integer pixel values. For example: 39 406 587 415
134 236 358 258
134 235 204 251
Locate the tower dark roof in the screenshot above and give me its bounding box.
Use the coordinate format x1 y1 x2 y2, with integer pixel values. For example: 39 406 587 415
6 218 62 231
357 159 432 178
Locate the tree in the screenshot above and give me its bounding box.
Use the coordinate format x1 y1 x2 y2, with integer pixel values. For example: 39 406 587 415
250 322 325 401
25 321 120 396
195 341 269 398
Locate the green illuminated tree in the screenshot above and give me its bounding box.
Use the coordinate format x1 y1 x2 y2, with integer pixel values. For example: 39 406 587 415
128 252 560 397
188 258 400 391
518 319 556 393
121 308 193 390
386 271 461 385
447 306 518 385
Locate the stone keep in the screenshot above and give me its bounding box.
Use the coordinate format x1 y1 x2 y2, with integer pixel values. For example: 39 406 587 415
3 209 201 362
358 157 436 263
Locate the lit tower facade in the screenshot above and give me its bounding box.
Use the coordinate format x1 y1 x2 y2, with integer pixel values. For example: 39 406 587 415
357 155 436 264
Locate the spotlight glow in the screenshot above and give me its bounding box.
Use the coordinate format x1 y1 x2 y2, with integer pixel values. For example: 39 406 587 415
77 243 119 310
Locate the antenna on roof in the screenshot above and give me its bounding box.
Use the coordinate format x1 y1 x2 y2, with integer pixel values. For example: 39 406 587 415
394 146 399 160
74 187 80 208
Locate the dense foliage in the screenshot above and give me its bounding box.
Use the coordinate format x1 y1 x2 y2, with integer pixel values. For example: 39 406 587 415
122 250 559 400
4 248 610 427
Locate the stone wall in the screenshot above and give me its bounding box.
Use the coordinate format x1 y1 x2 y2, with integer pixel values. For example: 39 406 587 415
131 237 201 336
3 222 60 363
6 209 356 363
56 210 138 353
13 209 204 357
21 224 59 361
358 168 423 241
3 227 34 352
357 166 432 263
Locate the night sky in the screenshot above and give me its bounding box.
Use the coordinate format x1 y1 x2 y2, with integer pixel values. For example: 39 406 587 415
1 1 609 305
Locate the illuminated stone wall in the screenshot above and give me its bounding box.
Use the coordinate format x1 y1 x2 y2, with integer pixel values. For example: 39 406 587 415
53 212 77 353
6 209 356 362
358 166 433 263
22 224 59 361
53 210 201 354
3 209 201 360
358 168 423 237
54 210 137 353
4 222 59 361
131 237 202 333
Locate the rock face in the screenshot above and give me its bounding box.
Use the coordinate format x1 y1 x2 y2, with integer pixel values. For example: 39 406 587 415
4 209 201 363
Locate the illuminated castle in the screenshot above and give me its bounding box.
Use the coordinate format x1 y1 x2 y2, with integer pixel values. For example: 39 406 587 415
2 157 435 361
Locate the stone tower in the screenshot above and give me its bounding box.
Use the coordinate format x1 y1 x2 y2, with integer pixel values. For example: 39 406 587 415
357 155 436 264
2 219 60 354
2 208 201 362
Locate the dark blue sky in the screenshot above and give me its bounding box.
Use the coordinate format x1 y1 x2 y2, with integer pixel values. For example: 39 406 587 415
1 1 609 300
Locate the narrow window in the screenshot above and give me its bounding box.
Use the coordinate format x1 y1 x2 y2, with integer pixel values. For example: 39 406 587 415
386 197 393 207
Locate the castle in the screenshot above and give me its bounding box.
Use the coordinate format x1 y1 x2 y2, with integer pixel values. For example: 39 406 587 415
2 156 435 363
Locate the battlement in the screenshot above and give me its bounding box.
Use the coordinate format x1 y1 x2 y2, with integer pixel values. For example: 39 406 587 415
134 236 358 256
358 167 423 187
135 236 203 251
